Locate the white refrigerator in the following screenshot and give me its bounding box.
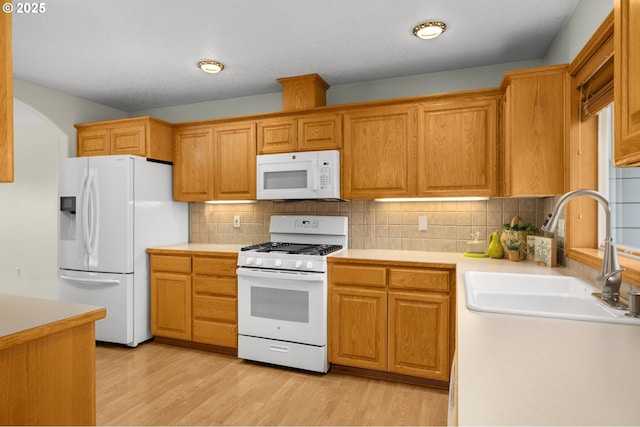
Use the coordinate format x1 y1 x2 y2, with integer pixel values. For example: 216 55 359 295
58 155 188 347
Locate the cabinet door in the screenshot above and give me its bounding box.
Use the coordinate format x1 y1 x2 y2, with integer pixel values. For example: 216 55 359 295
1 12 12 182
343 105 415 199
330 286 387 370
418 97 497 196
298 112 342 151
150 271 192 340
77 127 110 157
110 123 147 157
388 291 450 381
213 122 256 199
502 67 569 196
614 0 640 165
257 118 297 154
173 126 214 201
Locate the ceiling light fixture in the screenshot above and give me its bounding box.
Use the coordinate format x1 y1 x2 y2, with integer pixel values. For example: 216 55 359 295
197 60 224 74
413 21 447 39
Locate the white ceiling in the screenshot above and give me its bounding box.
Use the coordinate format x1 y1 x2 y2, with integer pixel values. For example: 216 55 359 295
12 0 579 113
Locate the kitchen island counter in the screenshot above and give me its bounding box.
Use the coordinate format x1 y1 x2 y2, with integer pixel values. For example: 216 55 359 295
0 294 105 425
329 249 640 426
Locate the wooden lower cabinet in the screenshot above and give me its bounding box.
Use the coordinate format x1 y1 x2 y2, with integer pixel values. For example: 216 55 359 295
330 287 387 370
150 255 192 340
192 256 238 348
329 259 455 384
388 291 450 381
149 251 238 351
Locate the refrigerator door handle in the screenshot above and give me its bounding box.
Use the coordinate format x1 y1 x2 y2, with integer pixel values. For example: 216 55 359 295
59 274 121 285
87 172 100 256
81 172 92 256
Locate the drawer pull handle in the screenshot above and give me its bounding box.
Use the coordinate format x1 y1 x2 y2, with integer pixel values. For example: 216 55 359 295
269 344 289 353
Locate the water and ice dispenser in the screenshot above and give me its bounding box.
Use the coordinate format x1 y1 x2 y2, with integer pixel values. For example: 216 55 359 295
59 196 76 240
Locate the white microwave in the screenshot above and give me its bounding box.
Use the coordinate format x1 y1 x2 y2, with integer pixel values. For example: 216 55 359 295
256 150 341 200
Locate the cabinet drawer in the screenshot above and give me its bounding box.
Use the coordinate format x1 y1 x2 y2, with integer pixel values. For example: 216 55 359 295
193 276 237 297
151 255 192 273
193 256 237 276
193 320 237 348
330 264 387 288
388 268 450 292
193 295 237 323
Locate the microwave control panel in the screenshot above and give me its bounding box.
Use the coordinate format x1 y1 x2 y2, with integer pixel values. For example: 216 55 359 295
317 150 340 197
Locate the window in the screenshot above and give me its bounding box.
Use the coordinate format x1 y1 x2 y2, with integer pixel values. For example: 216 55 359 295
598 104 640 258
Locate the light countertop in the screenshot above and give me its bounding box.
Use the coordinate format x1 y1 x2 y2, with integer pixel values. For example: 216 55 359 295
147 243 243 255
0 294 106 351
331 249 640 426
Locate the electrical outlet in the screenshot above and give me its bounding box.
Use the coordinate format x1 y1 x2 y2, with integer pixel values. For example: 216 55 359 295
418 216 428 231
557 219 565 237
233 215 241 228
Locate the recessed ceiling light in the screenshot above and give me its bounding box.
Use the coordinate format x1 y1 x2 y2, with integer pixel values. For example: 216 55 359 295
197 60 224 73
413 21 447 39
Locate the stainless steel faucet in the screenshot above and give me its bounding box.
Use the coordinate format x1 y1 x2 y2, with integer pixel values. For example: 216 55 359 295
541 189 625 308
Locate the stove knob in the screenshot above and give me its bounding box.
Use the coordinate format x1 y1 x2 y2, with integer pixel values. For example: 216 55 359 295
305 261 314 269
275 259 283 267
295 260 303 268
255 258 263 266
245 257 254 265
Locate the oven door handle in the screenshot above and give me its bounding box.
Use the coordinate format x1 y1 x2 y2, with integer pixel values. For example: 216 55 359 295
236 268 324 282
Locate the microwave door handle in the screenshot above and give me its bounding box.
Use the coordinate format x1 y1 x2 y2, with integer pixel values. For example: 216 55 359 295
312 160 319 192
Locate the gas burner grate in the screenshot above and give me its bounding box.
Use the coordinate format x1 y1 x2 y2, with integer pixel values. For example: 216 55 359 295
240 242 343 255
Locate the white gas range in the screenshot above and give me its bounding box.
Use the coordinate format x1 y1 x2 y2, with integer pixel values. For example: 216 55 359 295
236 215 348 373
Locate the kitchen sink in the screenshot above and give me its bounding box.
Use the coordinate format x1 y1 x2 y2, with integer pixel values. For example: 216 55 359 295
464 271 640 325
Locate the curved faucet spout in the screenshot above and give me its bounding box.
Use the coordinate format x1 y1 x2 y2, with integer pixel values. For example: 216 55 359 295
541 189 623 306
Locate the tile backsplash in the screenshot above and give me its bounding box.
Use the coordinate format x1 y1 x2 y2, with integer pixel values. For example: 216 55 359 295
190 198 556 254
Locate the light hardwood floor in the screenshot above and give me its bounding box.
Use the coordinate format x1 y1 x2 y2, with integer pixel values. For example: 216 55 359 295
96 342 448 426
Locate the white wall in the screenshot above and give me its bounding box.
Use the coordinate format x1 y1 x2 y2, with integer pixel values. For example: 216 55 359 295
0 101 64 299
13 80 127 157
0 82 126 300
130 59 543 122
545 0 613 65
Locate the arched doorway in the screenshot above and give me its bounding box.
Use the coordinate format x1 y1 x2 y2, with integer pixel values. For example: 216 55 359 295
0 100 67 299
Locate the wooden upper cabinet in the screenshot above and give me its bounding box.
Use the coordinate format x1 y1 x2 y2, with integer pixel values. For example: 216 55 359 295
173 125 214 202
417 95 498 197
257 112 341 154
213 121 256 199
342 105 415 199
257 117 297 154
500 65 570 196
110 123 147 156
298 112 342 151
0 12 13 183
614 0 640 166
76 116 174 162
76 127 110 157
174 121 257 202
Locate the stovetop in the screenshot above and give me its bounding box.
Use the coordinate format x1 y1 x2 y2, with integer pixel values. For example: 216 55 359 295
241 242 343 256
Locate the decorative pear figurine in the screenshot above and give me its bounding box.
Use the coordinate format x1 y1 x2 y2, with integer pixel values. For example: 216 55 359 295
488 231 504 259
